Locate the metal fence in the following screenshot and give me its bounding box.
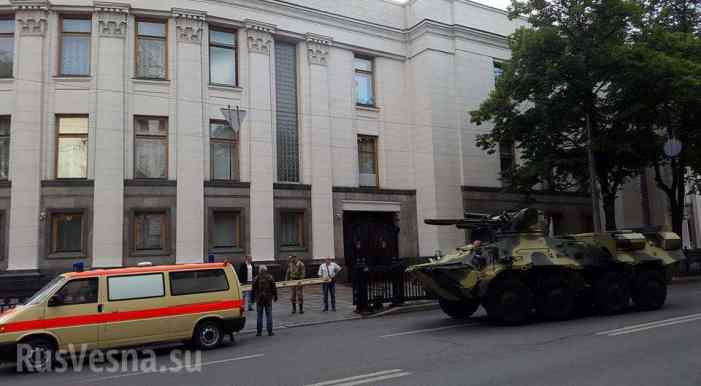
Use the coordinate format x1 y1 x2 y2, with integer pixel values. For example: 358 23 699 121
352 262 434 313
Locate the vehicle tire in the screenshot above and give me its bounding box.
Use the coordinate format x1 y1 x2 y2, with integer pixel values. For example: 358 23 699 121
632 269 667 311
535 276 575 320
594 272 630 315
17 337 55 372
438 297 480 319
484 279 533 325
192 320 224 350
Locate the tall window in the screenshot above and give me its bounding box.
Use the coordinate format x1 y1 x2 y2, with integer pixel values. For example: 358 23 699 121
354 56 374 106
51 212 83 254
0 18 13 78
358 135 378 187
209 29 237 87
499 141 515 185
136 20 167 79
56 116 88 179
60 17 91 76
493 61 504 81
0 116 8 180
212 211 241 249
210 121 238 180
280 211 304 248
133 211 168 252
275 41 299 182
134 116 167 179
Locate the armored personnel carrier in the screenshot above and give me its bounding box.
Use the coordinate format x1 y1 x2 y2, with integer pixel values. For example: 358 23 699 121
407 208 684 324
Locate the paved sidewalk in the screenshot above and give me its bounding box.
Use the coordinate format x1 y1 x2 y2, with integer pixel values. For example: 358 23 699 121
241 283 360 334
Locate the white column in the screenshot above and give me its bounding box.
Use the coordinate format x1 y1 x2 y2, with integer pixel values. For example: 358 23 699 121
91 3 128 267
306 34 335 259
8 1 49 271
173 9 206 263
246 21 276 261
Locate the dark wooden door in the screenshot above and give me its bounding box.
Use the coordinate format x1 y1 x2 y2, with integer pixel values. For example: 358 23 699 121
343 211 399 268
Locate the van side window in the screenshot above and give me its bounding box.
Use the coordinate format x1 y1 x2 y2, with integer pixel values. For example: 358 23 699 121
53 278 98 305
108 273 165 301
170 269 230 296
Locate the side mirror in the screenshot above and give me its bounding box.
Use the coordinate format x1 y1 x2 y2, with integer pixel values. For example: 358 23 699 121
48 296 62 307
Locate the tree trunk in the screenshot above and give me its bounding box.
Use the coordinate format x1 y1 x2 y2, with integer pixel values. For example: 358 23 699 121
602 196 617 231
670 201 684 236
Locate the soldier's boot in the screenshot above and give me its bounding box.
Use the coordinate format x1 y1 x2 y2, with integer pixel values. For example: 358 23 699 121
299 303 304 314
292 303 297 314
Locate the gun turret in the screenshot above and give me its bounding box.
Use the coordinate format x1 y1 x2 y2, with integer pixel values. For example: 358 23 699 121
424 208 545 236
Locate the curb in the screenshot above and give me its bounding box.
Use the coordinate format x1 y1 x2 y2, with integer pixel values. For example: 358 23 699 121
237 302 440 334
671 275 701 284
239 315 362 335
363 301 439 318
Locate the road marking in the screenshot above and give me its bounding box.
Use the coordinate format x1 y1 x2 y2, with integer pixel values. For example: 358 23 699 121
77 353 264 384
379 323 478 338
598 312 701 336
305 369 410 386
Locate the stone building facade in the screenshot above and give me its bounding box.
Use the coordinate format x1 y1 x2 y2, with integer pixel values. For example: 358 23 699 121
0 0 592 276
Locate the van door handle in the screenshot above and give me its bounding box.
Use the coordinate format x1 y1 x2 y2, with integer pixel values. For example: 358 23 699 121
97 304 103 313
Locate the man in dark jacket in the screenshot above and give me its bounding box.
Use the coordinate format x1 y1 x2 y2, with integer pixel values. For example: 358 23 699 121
251 265 277 336
236 255 257 311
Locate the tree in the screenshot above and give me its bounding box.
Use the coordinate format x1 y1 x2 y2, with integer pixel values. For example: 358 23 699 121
470 0 647 230
615 0 701 235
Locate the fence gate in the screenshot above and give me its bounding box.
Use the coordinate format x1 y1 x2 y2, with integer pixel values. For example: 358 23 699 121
352 262 434 313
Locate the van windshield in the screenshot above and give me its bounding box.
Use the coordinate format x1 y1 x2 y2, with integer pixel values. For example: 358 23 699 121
24 276 66 306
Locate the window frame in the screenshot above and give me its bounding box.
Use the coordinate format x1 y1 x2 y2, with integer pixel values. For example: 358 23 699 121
131 209 170 256
499 140 515 186
0 115 9 181
49 278 99 306
357 134 379 188
210 209 242 250
134 18 168 80
279 210 306 251
354 55 375 107
208 27 238 88
209 120 239 181
49 210 85 256
134 115 168 180
55 114 89 180
107 273 166 302
0 16 14 79
58 15 92 77
169 269 230 297
493 61 504 81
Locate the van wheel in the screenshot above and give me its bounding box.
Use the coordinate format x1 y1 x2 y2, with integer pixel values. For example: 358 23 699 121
193 320 224 350
18 337 55 372
632 270 667 311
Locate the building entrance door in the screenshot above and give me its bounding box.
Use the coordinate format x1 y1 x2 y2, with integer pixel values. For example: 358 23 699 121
343 211 399 270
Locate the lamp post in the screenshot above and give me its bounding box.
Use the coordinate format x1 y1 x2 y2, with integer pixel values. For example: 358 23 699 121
586 113 603 233
220 105 247 133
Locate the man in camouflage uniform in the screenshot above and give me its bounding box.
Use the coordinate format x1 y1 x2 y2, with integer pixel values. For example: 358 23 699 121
285 255 305 314
251 265 278 336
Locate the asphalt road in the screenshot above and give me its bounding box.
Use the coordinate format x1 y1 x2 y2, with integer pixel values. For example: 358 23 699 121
3 281 701 386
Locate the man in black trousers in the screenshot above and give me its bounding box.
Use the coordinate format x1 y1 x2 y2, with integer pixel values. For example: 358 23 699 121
237 255 257 311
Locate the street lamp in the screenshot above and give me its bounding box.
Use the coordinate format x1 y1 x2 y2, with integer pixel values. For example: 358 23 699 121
220 105 247 133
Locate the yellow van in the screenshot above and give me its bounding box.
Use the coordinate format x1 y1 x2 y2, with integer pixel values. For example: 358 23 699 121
0 262 245 368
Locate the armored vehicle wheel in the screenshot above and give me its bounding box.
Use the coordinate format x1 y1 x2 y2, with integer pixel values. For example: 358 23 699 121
535 277 575 320
438 297 480 319
485 279 533 325
632 269 667 311
594 272 630 315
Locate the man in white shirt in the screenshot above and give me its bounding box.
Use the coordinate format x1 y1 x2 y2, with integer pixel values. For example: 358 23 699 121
236 255 257 311
318 256 342 312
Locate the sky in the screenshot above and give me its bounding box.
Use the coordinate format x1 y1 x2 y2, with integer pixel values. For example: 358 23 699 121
473 0 512 10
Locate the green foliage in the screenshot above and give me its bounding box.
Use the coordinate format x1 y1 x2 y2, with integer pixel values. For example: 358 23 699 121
471 0 700 232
